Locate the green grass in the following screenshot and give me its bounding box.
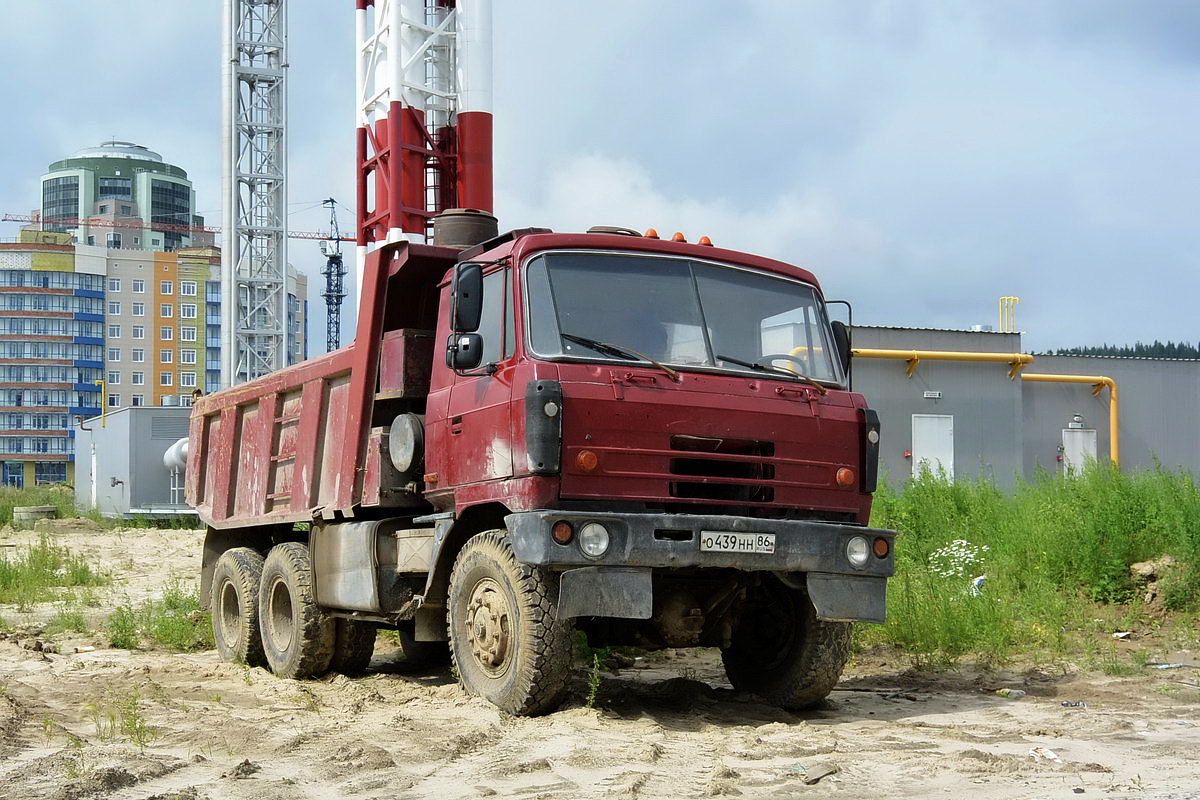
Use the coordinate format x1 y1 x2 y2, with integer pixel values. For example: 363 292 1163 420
85 688 154 748
0 485 84 526
0 486 203 530
0 536 109 610
46 606 90 635
859 463 1200 666
106 581 213 651
586 653 603 708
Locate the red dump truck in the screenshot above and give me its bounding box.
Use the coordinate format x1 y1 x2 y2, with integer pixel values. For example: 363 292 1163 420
188 215 894 715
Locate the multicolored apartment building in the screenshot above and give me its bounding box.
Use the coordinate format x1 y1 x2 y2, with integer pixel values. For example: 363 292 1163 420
0 142 308 488
0 232 104 487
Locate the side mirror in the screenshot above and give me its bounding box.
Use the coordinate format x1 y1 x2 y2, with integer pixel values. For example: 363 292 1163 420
831 320 852 377
447 333 484 371
451 263 484 332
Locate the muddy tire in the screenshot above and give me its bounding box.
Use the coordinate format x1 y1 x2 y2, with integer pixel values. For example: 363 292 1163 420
329 619 377 675
210 547 266 666
447 530 573 715
721 577 851 710
258 542 335 679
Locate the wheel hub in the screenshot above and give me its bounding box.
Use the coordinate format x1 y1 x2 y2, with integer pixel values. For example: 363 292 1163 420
465 578 511 676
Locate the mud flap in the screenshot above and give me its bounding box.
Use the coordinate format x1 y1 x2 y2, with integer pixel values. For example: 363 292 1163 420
557 566 653 620
806 572 887 623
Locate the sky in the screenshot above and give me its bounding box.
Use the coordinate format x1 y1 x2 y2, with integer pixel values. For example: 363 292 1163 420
0 1 1196 355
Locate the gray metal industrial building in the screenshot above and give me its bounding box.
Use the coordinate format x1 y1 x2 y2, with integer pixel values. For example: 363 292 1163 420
73 407 192 518
850 325 1197 487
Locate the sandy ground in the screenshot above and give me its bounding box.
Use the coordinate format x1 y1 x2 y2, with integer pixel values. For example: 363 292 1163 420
1 523 1199 800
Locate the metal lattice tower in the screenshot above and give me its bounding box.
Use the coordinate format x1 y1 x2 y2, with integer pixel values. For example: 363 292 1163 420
320 199 347 351
222 0 289 387
354 0 493 302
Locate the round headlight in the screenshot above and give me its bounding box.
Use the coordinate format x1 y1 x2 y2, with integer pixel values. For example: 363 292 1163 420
578 522 610 558
846 536 869 568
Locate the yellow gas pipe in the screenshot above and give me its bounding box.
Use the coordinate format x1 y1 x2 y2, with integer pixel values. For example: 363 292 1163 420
850 348 1034 380
850 348 1119 467
1020 373 1118 466
93 379 106 428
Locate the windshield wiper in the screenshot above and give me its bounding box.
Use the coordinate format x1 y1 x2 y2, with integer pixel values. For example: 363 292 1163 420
561 332 680 382
716 353 828 395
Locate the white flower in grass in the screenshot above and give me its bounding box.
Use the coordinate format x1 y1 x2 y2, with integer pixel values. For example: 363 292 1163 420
928 539 989 579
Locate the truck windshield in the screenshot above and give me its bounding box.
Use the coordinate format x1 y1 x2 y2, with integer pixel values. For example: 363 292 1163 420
525 251 842 384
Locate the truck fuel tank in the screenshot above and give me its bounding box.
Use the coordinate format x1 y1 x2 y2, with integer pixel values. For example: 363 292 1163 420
311 520 435 613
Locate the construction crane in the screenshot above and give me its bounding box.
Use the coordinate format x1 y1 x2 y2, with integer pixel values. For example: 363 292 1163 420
221 0 290 386
319 199 347 352
1 213 352 242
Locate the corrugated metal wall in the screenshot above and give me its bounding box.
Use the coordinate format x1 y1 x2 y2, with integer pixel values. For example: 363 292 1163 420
849 327 1025 487
1022 355 1200 475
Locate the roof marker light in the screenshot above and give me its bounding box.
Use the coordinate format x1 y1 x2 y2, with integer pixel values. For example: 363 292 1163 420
698 235 713 246
671 232 686 242
644 228 659 239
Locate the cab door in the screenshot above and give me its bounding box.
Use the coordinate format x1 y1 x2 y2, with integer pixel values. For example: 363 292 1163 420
443 267 516 488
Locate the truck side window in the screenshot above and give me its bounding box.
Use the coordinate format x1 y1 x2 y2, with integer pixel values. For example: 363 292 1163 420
504 268 515 359
477 269 507 366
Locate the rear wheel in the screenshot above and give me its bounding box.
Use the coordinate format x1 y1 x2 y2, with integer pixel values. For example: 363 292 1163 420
447 530 573 715
210 547 266 666
721 577 851 710
258 542 335 679
329 619 377 676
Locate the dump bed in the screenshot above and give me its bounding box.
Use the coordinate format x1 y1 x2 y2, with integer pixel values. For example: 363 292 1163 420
186 347 357 528
186 242 459 528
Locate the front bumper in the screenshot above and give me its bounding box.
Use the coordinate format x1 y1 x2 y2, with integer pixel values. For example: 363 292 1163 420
505 510 895 623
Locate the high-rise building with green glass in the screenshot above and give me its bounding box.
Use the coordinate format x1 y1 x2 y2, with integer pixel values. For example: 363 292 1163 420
39 141 206 252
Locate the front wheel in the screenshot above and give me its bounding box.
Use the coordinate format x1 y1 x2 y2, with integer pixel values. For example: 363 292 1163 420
447 530 574 715
721 577 851 710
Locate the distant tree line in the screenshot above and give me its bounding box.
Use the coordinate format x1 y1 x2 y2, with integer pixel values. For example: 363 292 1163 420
1044 340 1200 359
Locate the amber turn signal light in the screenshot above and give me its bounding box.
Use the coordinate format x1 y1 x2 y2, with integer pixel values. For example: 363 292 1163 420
551 521 574 545
836 467 856 487
576 449 599 472
873 537 890 558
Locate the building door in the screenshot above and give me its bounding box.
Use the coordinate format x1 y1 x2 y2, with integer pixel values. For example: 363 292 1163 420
1061 428 1097 475
912 414 954 479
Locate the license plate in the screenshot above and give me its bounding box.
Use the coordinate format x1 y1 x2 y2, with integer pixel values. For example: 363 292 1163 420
699 531 775 554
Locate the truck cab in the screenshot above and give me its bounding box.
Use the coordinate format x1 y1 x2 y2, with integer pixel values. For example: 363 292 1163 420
189 220 893 715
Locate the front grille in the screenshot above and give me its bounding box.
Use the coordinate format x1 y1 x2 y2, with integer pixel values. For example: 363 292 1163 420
668 435 776 504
